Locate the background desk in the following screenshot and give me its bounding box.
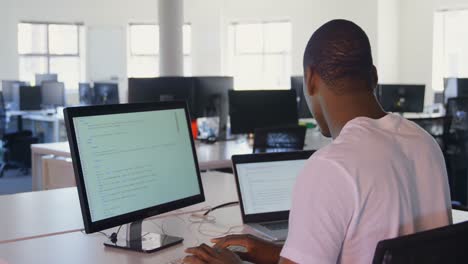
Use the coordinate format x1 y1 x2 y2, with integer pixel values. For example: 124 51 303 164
31 130 332 191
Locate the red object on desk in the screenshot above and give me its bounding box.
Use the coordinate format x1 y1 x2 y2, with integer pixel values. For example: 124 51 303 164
191 120 198 139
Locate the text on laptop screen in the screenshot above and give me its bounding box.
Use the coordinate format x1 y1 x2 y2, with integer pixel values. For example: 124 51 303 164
236 160 305 215
73 108 200 222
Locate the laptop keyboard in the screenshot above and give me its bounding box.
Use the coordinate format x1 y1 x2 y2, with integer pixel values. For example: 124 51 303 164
260 222 288 231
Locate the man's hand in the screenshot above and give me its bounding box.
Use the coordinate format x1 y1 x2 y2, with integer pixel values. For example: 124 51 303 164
211 234 282 264
183 243 243 264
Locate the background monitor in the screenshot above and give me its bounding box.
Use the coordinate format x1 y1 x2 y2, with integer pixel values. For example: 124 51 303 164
229 90 299 134
377 84 425 113
19 86 42 111
290 76 312 118
35 73 58 85
41 82 65 108
93 82 119 105
128 77 195 118
444 78 468 103
64 101 205 252
1 80 28 110
79 83 94 105
192 76 233 139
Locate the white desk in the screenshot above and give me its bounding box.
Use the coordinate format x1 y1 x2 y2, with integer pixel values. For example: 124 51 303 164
31 130 332 190
0 168 467 264
1 171 239 245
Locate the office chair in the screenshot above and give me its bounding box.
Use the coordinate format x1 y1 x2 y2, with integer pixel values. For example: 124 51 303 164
444 97 468 204
409 117 446 149
253 126 307 153
0 91 39 177
372 221 468 264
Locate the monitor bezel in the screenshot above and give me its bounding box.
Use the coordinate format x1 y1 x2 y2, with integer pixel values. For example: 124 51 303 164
231 150 314 224
64 101 205 233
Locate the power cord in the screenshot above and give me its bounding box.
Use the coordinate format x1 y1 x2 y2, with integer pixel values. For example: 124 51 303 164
202 201 239 216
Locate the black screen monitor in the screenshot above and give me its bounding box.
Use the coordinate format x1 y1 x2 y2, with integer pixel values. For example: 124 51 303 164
64 101 205 253
128 77 195 118
229 90 299 134
192 76 233 139
377 84 425 113
35 73 58 85
79 83 94 105
19 86 42 111
93 82 119 105
1 80 28 110
41 82 65 108
290 76 312 118
444 78 468 103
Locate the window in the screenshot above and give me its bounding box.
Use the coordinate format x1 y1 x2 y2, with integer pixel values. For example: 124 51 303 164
433 9 468 91
228 21 291 90
18 22 85 90
128 24 192 77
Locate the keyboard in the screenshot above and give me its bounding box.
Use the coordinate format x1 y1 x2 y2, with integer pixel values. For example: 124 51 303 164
260 221 288 231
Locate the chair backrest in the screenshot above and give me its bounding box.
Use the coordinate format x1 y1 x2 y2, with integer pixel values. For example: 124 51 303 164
446 97 468 132
253 125 307 153
372 221 468 264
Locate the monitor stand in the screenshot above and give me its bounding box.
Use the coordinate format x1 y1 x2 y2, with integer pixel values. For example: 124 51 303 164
103 220 183 253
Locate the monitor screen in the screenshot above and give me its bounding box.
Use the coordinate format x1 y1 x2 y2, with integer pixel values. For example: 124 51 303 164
229 90 299 134
236 159 306 215
19 85 42 111
1 80 28 108
35 73 58 85
41 82 65 107
377 84 425 113
93 83 119 105
291 76 312 118
128 77 195 118
65 102 204 232
79 83 94 105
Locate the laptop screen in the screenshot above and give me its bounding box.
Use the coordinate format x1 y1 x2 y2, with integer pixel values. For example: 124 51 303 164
236 159 307 215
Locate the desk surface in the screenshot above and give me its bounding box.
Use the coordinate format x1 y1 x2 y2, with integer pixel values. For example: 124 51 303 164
0 170 467 263
0 171 239 245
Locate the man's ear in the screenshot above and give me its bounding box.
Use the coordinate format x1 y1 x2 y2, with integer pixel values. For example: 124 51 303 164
304 66 317 96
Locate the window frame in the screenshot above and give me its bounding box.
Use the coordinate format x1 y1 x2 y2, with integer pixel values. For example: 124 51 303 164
127 23 192 77
229 20 292 90
18 21 83 74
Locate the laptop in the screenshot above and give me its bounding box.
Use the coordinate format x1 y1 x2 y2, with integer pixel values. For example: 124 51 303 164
232 150 315 241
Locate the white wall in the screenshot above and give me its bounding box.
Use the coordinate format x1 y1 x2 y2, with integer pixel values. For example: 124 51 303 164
0 0 380 96
377 0 400 83
398 0 468 106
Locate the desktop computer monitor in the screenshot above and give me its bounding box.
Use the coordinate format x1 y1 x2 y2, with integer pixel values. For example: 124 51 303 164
192 76 233 139
229 90 299 134
1 80 28 110
128 77 195 118
79 83 94 105
377 84 425 113
19 85 42 111
290 76 312 118
93 82 119 105
444 78 468 103
64 101 205 253
41 82 65 108
35 73 58 85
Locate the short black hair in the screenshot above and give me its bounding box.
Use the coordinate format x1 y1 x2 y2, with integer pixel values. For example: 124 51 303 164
303 19 374 91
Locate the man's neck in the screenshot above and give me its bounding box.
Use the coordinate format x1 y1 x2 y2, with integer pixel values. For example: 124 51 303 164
325 93 386 139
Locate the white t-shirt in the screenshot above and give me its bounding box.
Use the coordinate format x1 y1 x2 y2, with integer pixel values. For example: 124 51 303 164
280 114 452 264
